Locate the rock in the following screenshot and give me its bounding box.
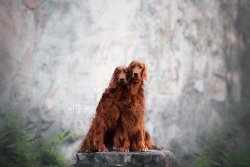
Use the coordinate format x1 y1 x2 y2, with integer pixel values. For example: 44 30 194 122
22 0 38 9
194 79 204 93
212 56 227 78
74 150 182 167
209 75 227 102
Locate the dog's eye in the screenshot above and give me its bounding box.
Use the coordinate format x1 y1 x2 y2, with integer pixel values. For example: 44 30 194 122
139 66 142 68
125 71 127 74
132 65 135 68
117 71 120 74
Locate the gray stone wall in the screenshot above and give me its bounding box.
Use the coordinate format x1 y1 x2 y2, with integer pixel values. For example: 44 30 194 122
0 0 242 160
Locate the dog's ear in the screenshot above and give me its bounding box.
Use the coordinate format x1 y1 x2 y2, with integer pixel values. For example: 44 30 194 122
142 64 149 81
125 67 129 80
108 69 117 89
126 67 131 89
127 63 133 77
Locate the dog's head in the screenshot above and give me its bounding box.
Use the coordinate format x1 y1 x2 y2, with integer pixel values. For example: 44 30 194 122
128 60 149 83
108 66 128 89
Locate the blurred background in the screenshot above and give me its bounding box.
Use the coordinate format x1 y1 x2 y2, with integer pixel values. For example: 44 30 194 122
0 0 249 166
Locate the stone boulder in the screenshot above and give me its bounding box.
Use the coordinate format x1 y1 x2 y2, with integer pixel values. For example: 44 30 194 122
74 150 182 167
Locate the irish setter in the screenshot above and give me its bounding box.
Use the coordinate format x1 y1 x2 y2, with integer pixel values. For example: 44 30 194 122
114 60 162 152
78 66 128 152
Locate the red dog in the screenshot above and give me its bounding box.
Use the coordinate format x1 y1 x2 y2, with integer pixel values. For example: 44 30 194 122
78 66 128 152
114 60 162 152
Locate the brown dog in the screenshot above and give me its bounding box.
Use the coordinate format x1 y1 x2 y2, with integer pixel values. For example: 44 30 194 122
114 60 161 152
78 66 128 152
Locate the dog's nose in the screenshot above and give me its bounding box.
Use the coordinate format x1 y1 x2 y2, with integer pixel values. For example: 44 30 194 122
134 73 138 77
120 78 124 81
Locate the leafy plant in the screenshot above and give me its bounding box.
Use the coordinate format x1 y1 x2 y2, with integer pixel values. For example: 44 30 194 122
231 147 250 167
195 131 250 167
0 111 76 167
195 131 232 167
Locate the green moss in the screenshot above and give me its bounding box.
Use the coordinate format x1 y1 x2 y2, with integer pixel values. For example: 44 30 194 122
165 147 173 152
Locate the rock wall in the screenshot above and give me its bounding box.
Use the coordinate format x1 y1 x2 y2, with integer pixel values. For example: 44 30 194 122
0 0 242 161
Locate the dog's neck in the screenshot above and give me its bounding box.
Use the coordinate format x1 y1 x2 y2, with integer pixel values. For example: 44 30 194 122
115 84 125 97
130 81 142 95
107 84 126 98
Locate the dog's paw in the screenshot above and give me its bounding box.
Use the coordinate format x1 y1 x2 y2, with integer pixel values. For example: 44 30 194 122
78 147 92 153
120 147 129 152
114 146 121 151
142 147 148 152
85 149 92 153
138 145 148 152
98 146 109 152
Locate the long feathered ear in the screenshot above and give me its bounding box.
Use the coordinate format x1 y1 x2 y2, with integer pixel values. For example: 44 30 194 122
142 64 149 81
126 67 131 89
108 69 117 89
